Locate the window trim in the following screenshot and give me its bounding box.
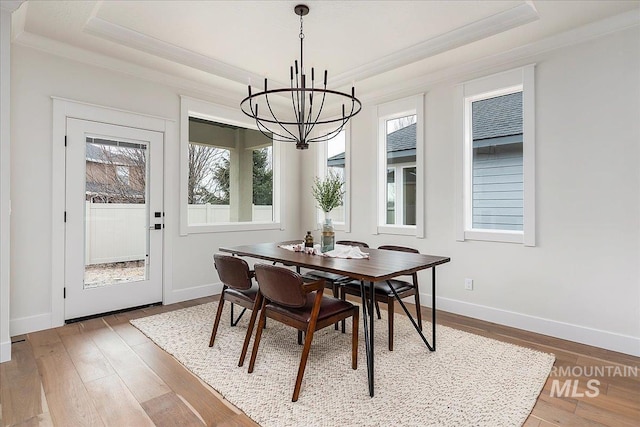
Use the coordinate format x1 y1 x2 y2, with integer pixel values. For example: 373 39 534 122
179 96 282 235
375 94 425 237
314 124 351 232
455 65 535 245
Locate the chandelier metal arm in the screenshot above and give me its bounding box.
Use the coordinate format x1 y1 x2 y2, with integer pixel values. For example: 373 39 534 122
246 88 298 143
303 72 316 139
254 119 297 143
241 88 361 125
304 82 328 140
293 61 301 125
307 115 349 143
262 80 299 142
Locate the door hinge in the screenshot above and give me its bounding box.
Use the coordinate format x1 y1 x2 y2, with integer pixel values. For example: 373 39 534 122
64 211 67 222
64 135 67 147
63 287 66 299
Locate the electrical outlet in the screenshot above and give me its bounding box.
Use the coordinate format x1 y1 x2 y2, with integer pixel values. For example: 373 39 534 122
464 278 474 291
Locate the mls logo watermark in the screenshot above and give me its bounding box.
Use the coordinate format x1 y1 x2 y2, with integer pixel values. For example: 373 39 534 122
549 365 638 398
550 378 600 398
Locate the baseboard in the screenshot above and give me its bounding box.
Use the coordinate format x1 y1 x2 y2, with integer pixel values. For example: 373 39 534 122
420 292 640 357
0 340 10 363
9 312 52 337
7 285 224 337
164 282 223 305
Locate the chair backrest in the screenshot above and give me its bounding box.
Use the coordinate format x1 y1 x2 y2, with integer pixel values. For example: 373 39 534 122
336 240 369 248
378 245 419 254
214 254 252 291
254 264 307 308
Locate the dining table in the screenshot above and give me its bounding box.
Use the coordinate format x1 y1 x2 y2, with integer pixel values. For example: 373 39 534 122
219 241 451 397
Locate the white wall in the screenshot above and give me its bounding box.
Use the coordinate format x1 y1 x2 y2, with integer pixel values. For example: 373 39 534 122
301 27 640 355
9 45 301 335
0 7 13 362
6 15 639 357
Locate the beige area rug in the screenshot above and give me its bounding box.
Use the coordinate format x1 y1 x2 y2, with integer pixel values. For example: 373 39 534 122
130 302 555 427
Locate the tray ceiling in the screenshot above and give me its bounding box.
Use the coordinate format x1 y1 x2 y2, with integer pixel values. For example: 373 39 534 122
12 1 640 100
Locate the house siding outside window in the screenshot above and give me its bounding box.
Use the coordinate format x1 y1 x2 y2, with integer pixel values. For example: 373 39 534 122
471 92 523 231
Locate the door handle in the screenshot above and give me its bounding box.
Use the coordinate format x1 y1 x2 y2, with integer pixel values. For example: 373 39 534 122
149 224 163 230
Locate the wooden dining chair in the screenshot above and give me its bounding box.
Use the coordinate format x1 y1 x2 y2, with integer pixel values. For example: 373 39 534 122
246 264 358 402
340 245 422 351
209 254 263 365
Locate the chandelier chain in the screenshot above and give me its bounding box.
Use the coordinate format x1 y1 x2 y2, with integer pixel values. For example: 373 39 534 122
299 14 304 39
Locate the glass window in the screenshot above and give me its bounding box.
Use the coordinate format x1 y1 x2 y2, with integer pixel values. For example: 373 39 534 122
187 117 273 225
384 114 416 226
386 168 395 225
458 65 535 245
470 92 523 231
376 94 424 236
316 127 350 231
325 130 346 224
116 165 130 186
403 166 416 226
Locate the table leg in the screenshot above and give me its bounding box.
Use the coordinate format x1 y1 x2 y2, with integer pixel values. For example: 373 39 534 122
387 267 437 352
432 267 436 351
359 280 375 397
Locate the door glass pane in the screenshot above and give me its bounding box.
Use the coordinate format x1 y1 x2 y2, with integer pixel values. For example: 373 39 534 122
84 137 148 288
403 167 416 225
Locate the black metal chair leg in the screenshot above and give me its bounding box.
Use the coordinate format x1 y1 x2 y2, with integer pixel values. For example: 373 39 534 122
230 305 248 326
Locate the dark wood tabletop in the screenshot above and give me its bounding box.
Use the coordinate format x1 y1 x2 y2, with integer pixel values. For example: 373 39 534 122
219 241 450 282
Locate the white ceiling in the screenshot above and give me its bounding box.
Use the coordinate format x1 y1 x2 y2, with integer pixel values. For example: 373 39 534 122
10 0 640 101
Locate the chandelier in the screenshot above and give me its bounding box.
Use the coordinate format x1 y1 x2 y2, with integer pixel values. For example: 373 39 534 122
240 4 362 150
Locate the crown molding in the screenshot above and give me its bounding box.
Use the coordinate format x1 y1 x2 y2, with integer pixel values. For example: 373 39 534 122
0 0 24 13
82 3 538 91
11 7 638 110
83 15 285 90
12 30 242 108
360 8 640 106
330 2 539 88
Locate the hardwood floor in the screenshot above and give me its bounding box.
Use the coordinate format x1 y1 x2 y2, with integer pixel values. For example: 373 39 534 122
1 295 638 426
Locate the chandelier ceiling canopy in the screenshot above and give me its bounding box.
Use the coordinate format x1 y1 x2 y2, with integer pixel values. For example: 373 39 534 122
240 4 362 150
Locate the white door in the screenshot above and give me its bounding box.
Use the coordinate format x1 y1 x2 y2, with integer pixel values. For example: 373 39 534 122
65 118 163 320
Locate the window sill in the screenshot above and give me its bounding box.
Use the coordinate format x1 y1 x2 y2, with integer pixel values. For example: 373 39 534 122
463 229 523 244
377 225 417 236
184 222 282 235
